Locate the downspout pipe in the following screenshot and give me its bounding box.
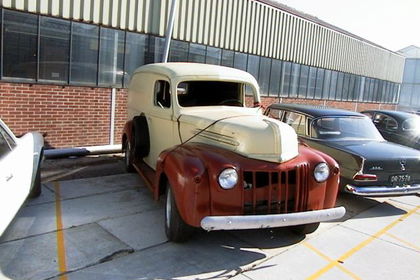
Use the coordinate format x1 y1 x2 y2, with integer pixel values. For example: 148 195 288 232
44 144 122 159
162 0 178 63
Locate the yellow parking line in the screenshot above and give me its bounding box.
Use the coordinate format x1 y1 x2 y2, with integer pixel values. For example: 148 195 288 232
303 242 361 280
307 205 420 280
385 232 420 251
53 181 68 280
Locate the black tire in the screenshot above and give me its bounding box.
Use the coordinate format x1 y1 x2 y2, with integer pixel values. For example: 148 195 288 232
124 138 135 173
165 184 194 242
133 116 150 158
28 162 42 198
291 222 320 235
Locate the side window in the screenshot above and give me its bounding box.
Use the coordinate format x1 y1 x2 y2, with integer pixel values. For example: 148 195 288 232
384 116 398 131
265 108 283 120
154 80 171 108
373 113 387 128
284 112 306 136
0 128 15 159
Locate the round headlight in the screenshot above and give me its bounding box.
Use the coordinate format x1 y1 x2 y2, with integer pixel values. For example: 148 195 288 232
314 163 330 182
218 168 238 189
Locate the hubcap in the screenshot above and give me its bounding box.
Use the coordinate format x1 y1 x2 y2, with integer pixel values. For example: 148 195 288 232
166 188 172 229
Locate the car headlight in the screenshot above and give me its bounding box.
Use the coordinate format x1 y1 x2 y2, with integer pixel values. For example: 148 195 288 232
314 163 330 182
218 168 238 189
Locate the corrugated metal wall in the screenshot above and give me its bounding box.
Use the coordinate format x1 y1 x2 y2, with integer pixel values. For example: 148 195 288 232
0 0 405 83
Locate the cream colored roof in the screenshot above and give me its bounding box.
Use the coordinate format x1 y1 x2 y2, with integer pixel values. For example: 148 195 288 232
133 63 258 84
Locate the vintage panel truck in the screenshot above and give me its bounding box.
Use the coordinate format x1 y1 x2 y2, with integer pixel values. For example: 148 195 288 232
122 63 345 242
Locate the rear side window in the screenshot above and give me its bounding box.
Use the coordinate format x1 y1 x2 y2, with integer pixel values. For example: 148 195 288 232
154 80 171 108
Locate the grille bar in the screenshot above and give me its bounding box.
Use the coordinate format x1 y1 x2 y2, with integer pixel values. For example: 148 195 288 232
242 164 309 215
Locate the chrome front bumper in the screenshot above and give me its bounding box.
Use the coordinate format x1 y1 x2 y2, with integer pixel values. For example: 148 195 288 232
345 184 420 196
200 207 346 231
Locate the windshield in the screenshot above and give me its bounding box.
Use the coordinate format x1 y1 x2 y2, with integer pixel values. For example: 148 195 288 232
311 116 384 141
177 81 254 107
402 117 420 134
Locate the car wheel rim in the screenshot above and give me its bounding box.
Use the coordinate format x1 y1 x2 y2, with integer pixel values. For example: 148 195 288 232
166 188 172 229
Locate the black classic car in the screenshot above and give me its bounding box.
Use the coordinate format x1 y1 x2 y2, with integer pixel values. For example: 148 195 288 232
361 110 420 150
265 104 420 196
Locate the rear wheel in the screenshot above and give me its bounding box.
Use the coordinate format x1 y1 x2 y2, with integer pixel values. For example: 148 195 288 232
124 139 135 173
291 222 320 235
165 184 194 242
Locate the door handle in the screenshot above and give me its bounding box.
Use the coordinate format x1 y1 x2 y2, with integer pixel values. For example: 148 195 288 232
5 174 13 181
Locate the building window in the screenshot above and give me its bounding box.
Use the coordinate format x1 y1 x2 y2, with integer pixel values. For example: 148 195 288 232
342 73 350 101
315 68 324 99
298 65 309 98
124 32 149 86
234 52 247 71
329 71 338 100
3 10 38 79
169 40 189 62
98 27 125 87
290 63 300 98
39 17 70 83
70 22 99 85
335 72 344 100
269 59 282 97
322 70 331 99
307 66 317 98
221 49 234 67
188 43 206 63
281 62 292 97
205 46 221 65
247 55 260 81
258 57 271 96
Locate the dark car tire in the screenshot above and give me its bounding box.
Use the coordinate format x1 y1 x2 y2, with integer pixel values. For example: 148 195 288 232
28 162 42 198
290 222 320 235
133 116 150 158
165 184 194 242
124 139 135 173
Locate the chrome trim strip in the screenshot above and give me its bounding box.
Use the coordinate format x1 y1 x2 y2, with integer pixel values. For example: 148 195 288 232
200 206 346 231
345 184 420 196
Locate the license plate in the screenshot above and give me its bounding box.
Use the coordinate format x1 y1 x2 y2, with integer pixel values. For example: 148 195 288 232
389 174 411 184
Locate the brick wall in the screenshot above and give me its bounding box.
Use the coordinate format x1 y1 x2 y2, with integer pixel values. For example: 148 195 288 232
0 82 127 149
0 82 396 149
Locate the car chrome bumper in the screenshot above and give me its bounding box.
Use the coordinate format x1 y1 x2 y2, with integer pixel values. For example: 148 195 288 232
344 184 420 196
200 207 346 231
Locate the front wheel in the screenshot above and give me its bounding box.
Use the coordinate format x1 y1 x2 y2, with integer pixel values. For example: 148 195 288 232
124 139 135 173
165 184 194 242
290 222 320 235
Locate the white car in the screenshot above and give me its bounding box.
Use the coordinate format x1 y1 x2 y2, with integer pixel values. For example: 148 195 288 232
0 119 44 236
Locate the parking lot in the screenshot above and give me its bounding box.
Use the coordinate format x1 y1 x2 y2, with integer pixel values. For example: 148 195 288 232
0 155 419 280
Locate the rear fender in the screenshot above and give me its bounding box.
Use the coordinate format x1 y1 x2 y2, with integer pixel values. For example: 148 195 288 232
122 120 134 151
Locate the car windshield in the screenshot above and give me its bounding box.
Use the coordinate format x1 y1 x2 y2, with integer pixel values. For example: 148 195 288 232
311 116 384 141
177 81 253 107
402 117 420 134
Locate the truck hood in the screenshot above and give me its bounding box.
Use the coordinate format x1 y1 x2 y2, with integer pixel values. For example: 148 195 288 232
178 108 298 163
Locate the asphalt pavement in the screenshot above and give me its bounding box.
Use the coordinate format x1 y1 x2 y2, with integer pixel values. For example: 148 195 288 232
0 155 419 280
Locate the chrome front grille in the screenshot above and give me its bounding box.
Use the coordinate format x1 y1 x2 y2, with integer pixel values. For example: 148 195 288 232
242 164 309 215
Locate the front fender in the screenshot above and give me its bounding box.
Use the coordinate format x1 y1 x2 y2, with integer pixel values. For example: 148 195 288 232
155 146 211 227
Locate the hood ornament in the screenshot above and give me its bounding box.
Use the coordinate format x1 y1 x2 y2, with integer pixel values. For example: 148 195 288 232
400 160 407 171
